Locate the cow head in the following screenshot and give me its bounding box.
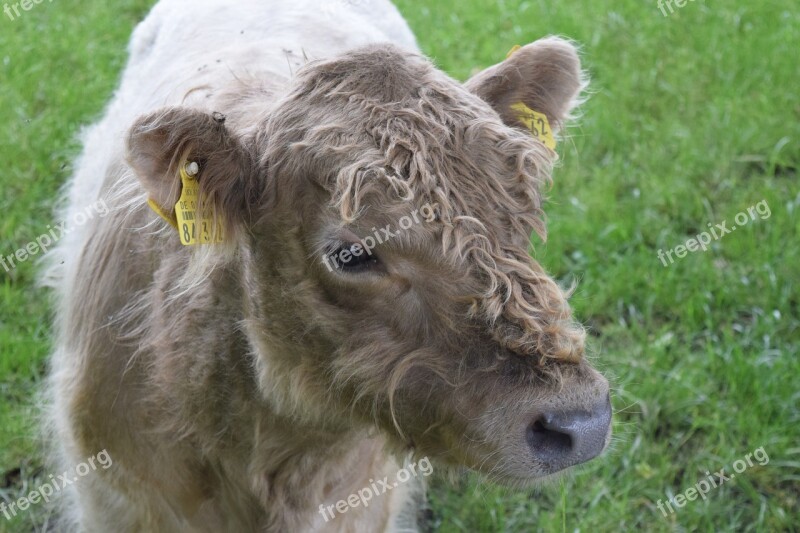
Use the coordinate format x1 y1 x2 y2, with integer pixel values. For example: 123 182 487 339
127 38 610 485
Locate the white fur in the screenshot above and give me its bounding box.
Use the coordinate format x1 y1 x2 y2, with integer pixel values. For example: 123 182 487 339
42 2 419 531
46 0 417 298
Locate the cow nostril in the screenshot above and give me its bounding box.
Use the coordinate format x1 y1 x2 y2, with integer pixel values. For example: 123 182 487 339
526 416 574 458
526 399 611 473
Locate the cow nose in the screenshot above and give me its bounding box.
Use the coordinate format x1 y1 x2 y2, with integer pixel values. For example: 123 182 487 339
526 395 611 473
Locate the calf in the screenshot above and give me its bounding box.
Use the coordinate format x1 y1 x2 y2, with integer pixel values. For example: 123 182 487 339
44 0 610 531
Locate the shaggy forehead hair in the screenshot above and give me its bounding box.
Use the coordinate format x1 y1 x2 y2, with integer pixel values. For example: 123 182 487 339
261 45 584 364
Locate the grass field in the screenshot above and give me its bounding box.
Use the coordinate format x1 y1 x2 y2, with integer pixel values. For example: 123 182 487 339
1 0 798 531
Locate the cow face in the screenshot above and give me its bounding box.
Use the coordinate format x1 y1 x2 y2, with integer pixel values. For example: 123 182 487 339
127 38 610 485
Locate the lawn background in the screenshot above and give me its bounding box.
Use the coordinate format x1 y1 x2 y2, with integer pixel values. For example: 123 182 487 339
0 0 798 531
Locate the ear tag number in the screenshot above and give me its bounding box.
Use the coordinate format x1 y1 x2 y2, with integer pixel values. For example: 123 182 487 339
174 162 224 246
510 102 556 151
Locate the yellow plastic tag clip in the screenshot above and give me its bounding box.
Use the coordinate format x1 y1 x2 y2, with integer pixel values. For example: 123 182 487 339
506 44 522 58
147 197 178 230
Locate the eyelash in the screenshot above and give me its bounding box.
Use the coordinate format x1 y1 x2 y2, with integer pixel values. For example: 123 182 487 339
323 241 380 273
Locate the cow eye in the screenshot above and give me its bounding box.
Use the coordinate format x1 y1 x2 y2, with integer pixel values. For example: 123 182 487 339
325 242 380 273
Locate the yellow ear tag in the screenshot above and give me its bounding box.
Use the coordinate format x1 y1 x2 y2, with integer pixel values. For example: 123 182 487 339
510 102 556 151
506 44 522 58
147 197 178 230
174 162 224 246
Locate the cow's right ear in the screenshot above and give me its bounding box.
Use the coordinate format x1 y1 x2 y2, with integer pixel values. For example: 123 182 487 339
126 107 258 233
465 37 585 142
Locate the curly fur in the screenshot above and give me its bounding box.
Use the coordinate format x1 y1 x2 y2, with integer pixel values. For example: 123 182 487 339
42 1 609 531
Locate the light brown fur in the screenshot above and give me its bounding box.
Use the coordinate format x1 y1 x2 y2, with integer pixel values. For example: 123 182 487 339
46 39 609 532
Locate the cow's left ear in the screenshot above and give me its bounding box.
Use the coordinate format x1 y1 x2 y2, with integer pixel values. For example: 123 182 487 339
465 37 585 138
126 107 258 233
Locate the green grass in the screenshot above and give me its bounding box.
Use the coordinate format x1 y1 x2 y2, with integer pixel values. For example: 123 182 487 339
1 0 798 531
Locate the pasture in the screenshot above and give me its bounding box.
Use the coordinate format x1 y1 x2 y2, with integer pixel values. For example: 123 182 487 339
0 0 797 531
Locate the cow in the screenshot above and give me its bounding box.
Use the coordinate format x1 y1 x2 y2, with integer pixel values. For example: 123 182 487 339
43 0 611 531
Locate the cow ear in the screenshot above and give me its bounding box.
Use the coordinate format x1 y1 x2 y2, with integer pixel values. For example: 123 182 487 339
126 107 258 233
465 37 585 138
